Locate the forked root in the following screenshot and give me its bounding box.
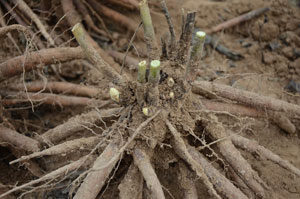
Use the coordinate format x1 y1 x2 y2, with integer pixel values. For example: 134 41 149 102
202 113 267 197
0 155 95 198
165 120 222 199
118 163 143 199
187 145 249 199
0 125 40 152
73 142 120 199
133 147 165 199
10 136 99 164
231 134 300 177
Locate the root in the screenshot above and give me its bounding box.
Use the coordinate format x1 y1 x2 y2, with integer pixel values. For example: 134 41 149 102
192 81 300 116
40 108 122 144
61 0 119 68
195 99 296 134
118 163 143 199
74 0 107 37
12 0 55 46
9 81 105 98
10 148 44 177
87 0 141 37
199 99 264 117
108 50 139 71
10 136 99 164
0 125 40 152
133 147 165 199
73 142 120 199
0 47 84 82
178 161 198 199
0 24 28 37
165 120 222 199
187 145 249 199
0 154 95 198
1 91 108 107
202 113 267 197
0 0 45 49
206 7 269 34
231 134 300 177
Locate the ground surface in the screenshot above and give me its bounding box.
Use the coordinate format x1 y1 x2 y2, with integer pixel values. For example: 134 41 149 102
0 0 300 198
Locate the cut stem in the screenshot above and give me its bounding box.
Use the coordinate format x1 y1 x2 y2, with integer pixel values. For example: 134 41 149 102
148 60 161 84
137 60 147 84
139 0 158 60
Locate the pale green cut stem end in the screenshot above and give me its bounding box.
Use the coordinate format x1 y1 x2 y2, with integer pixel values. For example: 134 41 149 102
190 31 206 61
137 60 147 84
149 60 161 83
109 88 120 103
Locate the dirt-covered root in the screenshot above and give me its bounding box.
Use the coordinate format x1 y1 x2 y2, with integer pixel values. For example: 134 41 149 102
196 100 296 135
0 47 84 82
231 134 300 177
187 145 249 199
166 120 222 199
0 91 108 107
8 81 106 98
133 147 165 199
0 154 95 198
0 125 40 152
177 161 198 199
10 136 100 165
0 24 28 37
12 0 55 46
61 0 119 68
201 113 268 197
192 81 300 116
118 163 143 199
39 108 122 144
73 142 120 199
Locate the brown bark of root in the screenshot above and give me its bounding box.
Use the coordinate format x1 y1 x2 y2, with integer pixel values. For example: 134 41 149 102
231 134 300 177
166 120 222 199
10 136 100 165
73 142 120 199
40 108 122 144
0 47 84 82
192 81 300 116
201 113 267 197
177 161 198 199
118 163 143 199
0 155 95 198
187 145 249 199
0 125 40 152
8 81 106 98
1 91 108 107
133 147 166 199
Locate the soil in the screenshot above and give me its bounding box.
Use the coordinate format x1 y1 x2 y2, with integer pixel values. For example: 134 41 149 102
0 0 300 199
